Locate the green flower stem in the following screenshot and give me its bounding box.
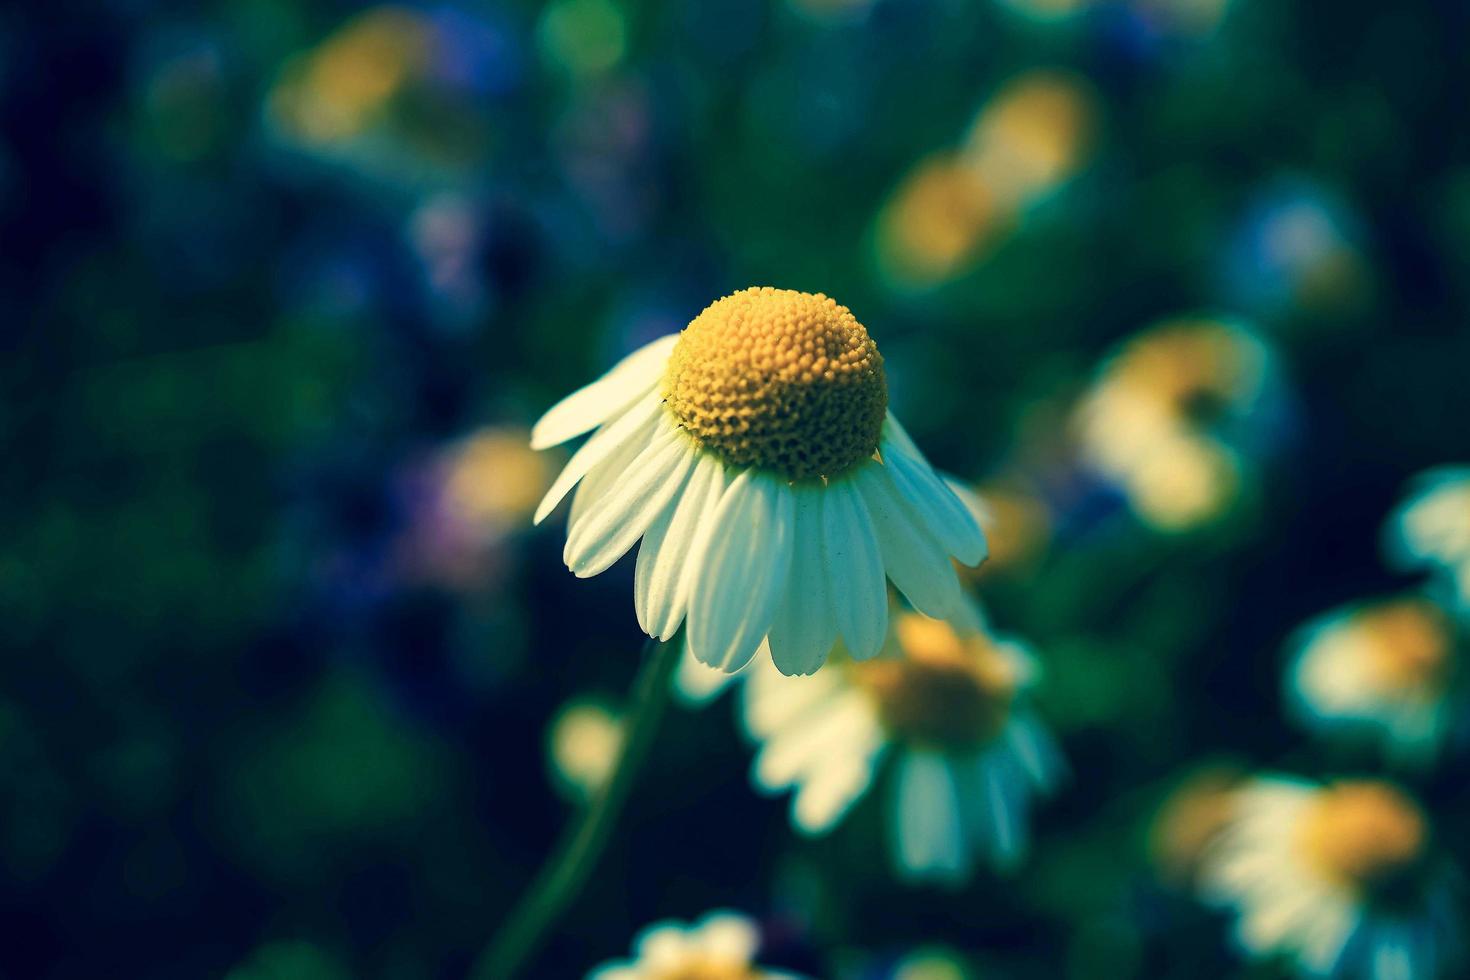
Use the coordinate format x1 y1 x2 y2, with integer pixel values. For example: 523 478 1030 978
471 633 682 980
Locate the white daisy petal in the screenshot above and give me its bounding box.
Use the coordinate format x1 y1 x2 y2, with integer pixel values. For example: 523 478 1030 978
821 474 888 660
534 391 664 525
893 749 967 880
854 461 964 620
791 737 885 834
563 428 697 578
529 334 678 450
636 453 729 641
767 484 839 675
880 419 987 566
687 471 795 672
754 690 879 793
569 417 649 529
743 659 846 737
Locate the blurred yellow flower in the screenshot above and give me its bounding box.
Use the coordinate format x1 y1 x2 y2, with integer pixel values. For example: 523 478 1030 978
1287 595 1459 765
963 71 1096 212
1385 467 1470 611
267 7 430 146
876 154 1003 289
714 604 1061 883
1201 777 1459 979
442 427 556 532
547 698 625 803
589 910 806 979
875 70 1095 290
1075 317 1273 532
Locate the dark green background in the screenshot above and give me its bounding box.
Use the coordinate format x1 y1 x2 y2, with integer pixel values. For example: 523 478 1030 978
4 0 1469 976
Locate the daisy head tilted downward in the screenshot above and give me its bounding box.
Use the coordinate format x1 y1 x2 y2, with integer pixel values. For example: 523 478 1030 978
530 287 987 676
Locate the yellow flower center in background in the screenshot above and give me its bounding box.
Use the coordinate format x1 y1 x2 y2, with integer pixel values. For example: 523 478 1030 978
1354 598 1453 694
851 613 1018 750
1109 320 1263 432
1298 781 1427 890
663 287 887 480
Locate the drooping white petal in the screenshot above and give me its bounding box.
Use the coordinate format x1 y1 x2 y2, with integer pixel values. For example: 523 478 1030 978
529 334 678 450
563 427 697 578
880 422 987 566
821 474 888 661
534 391 663 525
635 453 729 641
892 749 968 881
854 461 965 620
570 416 656 528
687 470 795 672
767 483 838 675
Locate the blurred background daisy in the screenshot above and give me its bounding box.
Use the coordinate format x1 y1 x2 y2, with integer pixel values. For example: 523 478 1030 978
688 604 1062 884
1200 776 1462 980
1285 595 1462 766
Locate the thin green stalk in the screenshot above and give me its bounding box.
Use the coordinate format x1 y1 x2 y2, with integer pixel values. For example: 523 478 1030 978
470 633 682 980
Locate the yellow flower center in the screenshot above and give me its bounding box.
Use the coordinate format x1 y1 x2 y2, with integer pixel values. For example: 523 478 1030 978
1353 598 1453 694
850 613 1018 750
1107 319 1264 434
663 287 887 480
1297 781 1427 890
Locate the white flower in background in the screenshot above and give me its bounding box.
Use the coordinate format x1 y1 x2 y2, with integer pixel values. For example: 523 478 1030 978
1385 467 1470 610
1201 777 1461 980
1286 596 1460 765
546 698 625 803
530 287 986 676
588 910 805 980
708 606 1060 883
1074 317 1276 532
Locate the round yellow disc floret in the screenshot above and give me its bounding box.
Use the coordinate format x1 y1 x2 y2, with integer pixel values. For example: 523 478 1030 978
663 287 887 480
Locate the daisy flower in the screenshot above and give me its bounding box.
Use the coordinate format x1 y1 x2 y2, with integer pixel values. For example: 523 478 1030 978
530 287 987 675
1074 316 1280 532
1385 467 1470 611
1201 776 1462 979
729 607 1061 883
1286 596 1461 765
588 910 806 980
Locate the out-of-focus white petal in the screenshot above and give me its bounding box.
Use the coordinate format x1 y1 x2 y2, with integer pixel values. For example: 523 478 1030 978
690 912 760 963
892 749 968 881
